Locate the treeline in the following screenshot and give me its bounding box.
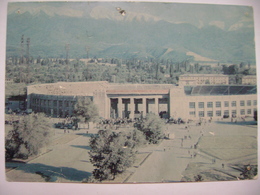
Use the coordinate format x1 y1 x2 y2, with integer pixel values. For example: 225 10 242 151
6 56 255 87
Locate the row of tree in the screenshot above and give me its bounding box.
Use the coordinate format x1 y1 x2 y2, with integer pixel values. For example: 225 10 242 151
6 56 255 86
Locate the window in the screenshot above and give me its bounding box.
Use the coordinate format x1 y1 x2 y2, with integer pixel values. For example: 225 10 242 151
240 109 245 115
198 102 204 108
207 102 213 108
65 101 69 107
253 100 257 106
189 102 195 108
53 100 57 107
189 111 196 116
216 101 221 108
207 111 213 117
232 110 237 116
247 109 252 115
224 110 229 116
247 100 251 106
224 101 229 107
240 100 245 106
232 101 236 107
216 110 221 116
198 111 204 117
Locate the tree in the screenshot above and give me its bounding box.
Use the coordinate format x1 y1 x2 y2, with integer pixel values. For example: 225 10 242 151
5 113 51 160
194 174 204 182
137 113 165 144
239 165 257 180
88 129 140 182
73 97 99 123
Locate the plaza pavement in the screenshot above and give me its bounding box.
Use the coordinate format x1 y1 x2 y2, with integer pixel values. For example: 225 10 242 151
5 118 257 183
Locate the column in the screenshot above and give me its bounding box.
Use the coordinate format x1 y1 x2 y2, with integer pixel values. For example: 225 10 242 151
142 98 146 118
118 97 122 118
107 98 111 119
154 98 159 115
130 98 135 119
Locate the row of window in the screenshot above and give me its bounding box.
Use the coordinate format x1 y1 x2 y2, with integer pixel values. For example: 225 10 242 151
189 108 257 117
189 100 257 109
31 106 72 117
32 99 76 108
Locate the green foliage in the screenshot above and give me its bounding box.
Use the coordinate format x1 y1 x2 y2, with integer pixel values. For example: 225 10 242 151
5 113 51 160
5 82 27 98
89 129 140 181
222 64 239 75
194 174 204 182
73 97 99 123
138 113 165 144
240 165 257 180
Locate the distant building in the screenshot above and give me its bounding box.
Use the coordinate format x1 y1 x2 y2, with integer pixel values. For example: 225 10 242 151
27 82 257 120
179 74 229 86
242 75 257 85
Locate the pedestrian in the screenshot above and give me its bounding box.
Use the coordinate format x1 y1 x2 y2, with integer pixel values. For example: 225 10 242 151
164 147 166 152
222 163 225 168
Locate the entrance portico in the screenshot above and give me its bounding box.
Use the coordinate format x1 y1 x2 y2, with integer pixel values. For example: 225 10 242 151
109 95 169 119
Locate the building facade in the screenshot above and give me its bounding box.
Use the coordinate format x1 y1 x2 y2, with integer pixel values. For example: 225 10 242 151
179 74 229 86
242 75 257 85
27 81 257 120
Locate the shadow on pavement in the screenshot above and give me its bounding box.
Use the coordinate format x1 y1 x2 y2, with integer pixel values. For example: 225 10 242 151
70 145 91 150
75 133 97 137
215 120 257 126
13 163 91 182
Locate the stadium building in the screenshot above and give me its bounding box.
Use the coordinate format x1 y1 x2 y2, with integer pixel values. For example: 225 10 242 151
27 81 257 120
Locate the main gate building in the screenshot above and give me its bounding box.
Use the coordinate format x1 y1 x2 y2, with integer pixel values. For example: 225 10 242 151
27 81 257 120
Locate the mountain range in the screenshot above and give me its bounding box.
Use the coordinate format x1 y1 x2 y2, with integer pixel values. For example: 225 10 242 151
6 3 256 63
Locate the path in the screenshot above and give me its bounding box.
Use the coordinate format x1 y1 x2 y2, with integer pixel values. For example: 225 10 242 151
6 128 96 182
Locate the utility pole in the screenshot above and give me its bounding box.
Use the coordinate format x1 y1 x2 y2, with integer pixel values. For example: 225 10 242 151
26 38 30 84
20 35 24 64
26 38 30 64
65 44 70 65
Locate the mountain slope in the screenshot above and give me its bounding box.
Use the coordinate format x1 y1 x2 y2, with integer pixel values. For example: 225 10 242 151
6 10 256 62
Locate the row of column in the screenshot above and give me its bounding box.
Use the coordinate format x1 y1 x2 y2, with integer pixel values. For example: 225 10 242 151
115 97 160 119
